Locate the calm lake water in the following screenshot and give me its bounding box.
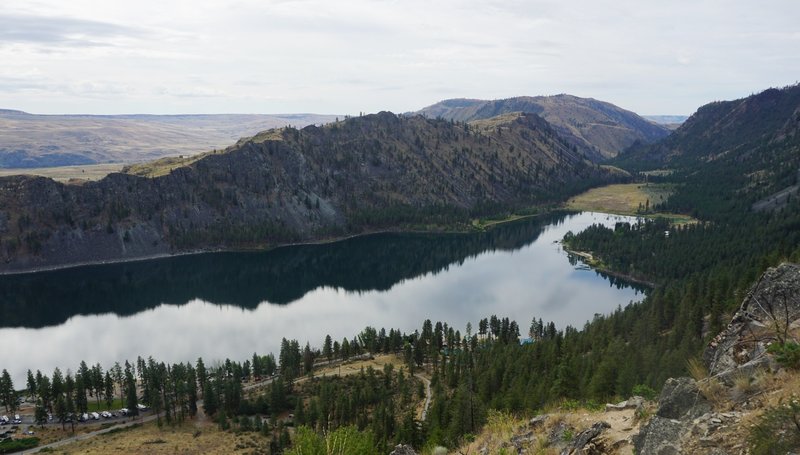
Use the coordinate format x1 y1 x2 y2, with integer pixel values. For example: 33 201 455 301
0 211 643 383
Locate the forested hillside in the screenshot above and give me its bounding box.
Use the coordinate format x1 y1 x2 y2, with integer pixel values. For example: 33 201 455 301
0 112 622 273
556 84 800 401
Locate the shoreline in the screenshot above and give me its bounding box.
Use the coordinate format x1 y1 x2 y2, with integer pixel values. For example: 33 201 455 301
564 248 657 288
0 211 548 276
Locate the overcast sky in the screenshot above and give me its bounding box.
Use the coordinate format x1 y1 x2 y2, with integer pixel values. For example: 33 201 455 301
1 0 798 116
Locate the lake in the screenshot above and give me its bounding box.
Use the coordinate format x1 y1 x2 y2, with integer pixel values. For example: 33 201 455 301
0 211 644 383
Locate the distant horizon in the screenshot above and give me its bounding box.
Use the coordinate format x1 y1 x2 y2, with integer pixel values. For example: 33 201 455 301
0 87 742 117
4 85 794 118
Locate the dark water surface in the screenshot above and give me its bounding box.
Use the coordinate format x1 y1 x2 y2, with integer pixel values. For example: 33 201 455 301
0 211 643 383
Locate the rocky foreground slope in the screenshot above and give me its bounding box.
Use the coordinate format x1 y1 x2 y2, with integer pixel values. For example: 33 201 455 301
403 263 800 455
0 112 622 273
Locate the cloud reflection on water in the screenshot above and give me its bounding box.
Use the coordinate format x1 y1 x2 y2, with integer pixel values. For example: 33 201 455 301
1 212 643 383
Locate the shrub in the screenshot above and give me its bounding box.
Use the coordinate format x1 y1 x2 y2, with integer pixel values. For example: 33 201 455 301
285 425 375 455
749 399 800 455
767 342 800 369
632 384 657 401
0 438 40 454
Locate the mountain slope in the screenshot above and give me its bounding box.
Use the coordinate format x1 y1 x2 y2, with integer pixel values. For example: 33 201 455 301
615 84 800 217
416 95 670 160
0 110 338 168
617 85 800 168
0 112 622 273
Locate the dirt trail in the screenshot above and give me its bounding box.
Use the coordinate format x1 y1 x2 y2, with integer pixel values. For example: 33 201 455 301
415 373 432 421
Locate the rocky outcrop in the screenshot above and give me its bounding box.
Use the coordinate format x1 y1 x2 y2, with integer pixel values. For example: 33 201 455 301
632 377 711 453
560 421 610 455
704 263 800 378
654 377 711 420
634 416 685 455
635 263 800 454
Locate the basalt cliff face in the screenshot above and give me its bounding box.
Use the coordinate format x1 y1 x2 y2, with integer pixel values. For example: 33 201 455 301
0 112 622 273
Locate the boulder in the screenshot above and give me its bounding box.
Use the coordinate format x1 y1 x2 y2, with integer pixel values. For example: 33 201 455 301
560 421 610 455
633 416 686 455
656 377 711 420
605 395 645 412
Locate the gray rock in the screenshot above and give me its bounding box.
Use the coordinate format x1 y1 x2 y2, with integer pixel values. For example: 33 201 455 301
529 414 549 429
605 395 645 412
633 416 685 455
389 444 417 455
560 421 610 455
548 421 574 448
704 263 800 374
656 377 711 420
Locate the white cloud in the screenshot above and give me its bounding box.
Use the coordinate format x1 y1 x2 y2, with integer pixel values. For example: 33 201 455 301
0 0 798 115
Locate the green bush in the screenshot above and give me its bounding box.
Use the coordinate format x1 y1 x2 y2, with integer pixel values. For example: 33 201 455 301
632 384 658 401
285 426 376 455
767 342 800 369
0 438 40 454
749 399 800 455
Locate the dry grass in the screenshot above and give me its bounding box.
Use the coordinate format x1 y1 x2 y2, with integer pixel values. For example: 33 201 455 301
687 357 728 408
565 183 696 223
469 112 525 132
0 163 125 182
730 370 762 403
456 405 640 455
122 150 219 178
49 419 263 454
686 357 709 382
311 354 405 379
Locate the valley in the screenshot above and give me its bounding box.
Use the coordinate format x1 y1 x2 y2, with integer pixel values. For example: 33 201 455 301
2 84 800 454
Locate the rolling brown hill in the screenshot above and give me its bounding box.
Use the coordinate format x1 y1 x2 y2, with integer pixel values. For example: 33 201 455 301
0 111 624 273
416 95 671 161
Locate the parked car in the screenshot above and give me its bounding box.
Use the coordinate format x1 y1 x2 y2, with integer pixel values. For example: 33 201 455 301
119 408 129 416
91 412 100 420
